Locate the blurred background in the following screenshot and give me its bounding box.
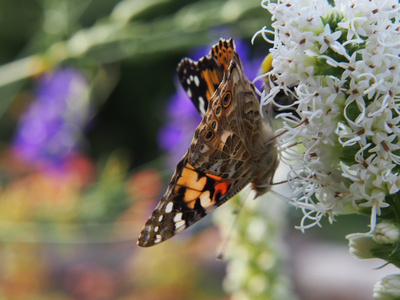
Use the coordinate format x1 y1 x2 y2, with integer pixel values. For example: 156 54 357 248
0 0 397 299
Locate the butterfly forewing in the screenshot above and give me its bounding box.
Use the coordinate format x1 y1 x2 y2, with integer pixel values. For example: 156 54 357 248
137 155 236 247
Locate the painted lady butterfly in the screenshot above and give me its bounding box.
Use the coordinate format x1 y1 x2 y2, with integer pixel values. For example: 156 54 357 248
137 38 278 247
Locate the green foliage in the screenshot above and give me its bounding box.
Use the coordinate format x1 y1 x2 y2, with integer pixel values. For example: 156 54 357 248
0 0 270 167
0 0 272 297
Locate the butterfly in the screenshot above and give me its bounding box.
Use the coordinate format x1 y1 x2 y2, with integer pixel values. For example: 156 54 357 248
137 38 279 247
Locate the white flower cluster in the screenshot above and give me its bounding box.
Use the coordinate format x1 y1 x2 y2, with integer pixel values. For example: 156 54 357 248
213 191 295 300
257 0 400 230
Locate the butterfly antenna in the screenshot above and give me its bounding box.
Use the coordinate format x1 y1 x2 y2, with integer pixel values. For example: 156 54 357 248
272 178 288 186
216 187 253 261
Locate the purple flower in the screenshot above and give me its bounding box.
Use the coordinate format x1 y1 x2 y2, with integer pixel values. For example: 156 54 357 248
12 68 90 171
158 85 202 166
158 39 264 166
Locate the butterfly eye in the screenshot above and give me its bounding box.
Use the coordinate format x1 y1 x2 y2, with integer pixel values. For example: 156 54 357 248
222 92 231 108
211 121 216 129
215 106 221 115
205 130 214 141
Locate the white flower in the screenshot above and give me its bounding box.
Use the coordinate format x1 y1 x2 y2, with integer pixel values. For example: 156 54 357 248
315 24 347 56
257 0 400 230
373 274 400 300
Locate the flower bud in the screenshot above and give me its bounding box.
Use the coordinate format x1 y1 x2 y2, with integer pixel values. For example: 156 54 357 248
373 222 400 244
373 274 400 300
346 233 377 259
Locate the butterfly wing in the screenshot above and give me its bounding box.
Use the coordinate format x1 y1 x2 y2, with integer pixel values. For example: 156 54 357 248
188 60 255 178
137 154 249 247
177 39 236 116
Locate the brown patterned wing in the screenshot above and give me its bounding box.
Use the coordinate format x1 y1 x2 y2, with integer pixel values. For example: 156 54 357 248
187 54 278 196
188 66 249 171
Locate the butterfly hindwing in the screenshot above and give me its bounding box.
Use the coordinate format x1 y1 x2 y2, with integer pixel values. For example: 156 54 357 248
188 60 254 178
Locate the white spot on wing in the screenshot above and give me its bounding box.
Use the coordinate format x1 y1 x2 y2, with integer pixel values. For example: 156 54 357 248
174 220 186 232
155 234 162 244
210 161 222 173
173 212 183 222
198 96 206 116
187 88 192 98
199 191 212 210
165 202 174 213
232 69 240 83
158 215 164 222
194 75 200 87
154 226 159 232
200 144 209 153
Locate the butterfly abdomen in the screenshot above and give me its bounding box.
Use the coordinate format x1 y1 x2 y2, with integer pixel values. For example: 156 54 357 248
251 127 279 195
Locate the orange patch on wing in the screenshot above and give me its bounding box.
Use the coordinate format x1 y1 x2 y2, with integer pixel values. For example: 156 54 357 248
177 164 207 191
177 163 207 209
202 70 221 100
186 163 195 170
206 174 224 181
211 40 235 71
206 173 232 201
215 51 234 71
213 181 231 201
184 189 202 209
